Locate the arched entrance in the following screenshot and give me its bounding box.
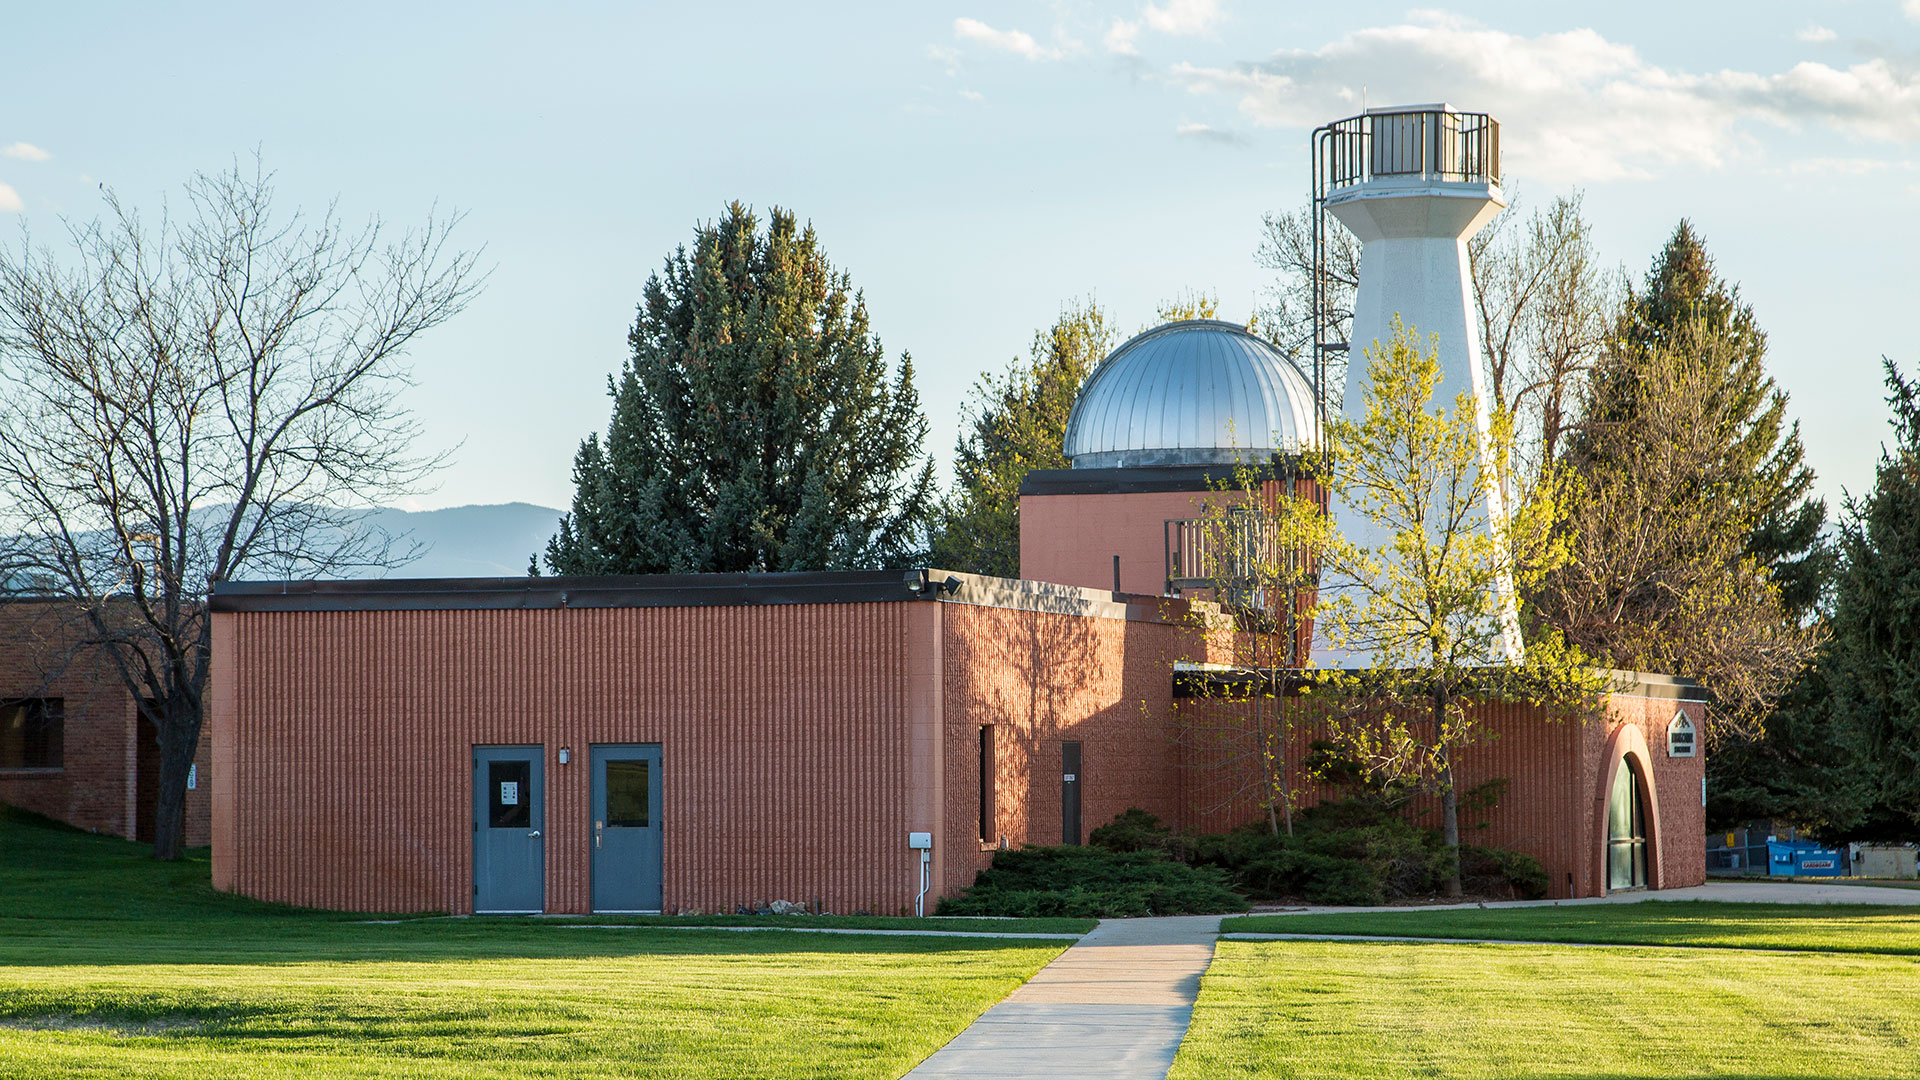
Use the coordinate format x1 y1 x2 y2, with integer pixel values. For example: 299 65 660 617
1607 762 1649 890
1591 723 1664 896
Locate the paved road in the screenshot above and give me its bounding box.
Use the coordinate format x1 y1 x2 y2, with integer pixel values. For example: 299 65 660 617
903 914 1222 1080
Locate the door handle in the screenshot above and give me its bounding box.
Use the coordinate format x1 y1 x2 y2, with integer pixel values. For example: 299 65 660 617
594 820 604 850
528 830 542 839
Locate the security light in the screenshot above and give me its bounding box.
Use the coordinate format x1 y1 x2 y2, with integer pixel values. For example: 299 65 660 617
903 569 928 594
941 575 963 595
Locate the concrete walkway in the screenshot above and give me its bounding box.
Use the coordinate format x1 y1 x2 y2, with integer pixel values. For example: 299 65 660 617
903 914 1222 1080
1244 879 1920 917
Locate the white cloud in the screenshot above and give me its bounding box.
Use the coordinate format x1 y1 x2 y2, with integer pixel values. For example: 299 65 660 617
1176 121 1245 145
1166 17 1920 182
953 17 1063 61
1105 0 1219 54
1143 0 1222 36
0 183 21 212
1796 24 1837 43
960 88 985 102
927 44 963 76
1907 0 1920 21
1 142 50 162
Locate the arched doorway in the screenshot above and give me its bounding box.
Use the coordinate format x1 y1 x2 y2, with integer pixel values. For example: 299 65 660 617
1607 760 1649 890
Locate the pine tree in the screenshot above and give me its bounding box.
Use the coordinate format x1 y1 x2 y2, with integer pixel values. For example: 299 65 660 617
1829 360 1920 828
1539 223 1822 737
926 300 1112 577
545 203 934 574
1603 221 1830 616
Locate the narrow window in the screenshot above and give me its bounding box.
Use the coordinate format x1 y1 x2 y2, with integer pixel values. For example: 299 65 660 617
978 725 995 843
0 698 63 769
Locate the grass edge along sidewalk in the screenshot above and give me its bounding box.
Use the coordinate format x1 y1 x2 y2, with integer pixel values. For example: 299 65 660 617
1220 899 1920 955
0 808 1074 1079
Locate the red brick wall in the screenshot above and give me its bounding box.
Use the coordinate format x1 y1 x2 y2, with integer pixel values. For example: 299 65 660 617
1171 689 1707 899
1020 490 1227 595
212 603 940 915
0 604 137 839
0 604 214 848
937 599 1199 894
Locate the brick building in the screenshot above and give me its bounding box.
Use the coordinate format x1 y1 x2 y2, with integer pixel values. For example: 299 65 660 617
205 320 1705 915
0 601 211 846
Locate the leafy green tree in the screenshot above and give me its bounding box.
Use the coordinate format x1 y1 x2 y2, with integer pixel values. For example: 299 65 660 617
1538 224 1822 739
546 203 934 574
1313 319 1598 896
927 300 1112 577
1829 360 1920 829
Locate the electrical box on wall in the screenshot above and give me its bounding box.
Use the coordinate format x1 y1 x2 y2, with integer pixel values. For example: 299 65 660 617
908 832 932 850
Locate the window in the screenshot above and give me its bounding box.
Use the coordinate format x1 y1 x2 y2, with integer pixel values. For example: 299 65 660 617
488 760 532 828
1667 712 1697 758
978 725 996 844
0 698 62 770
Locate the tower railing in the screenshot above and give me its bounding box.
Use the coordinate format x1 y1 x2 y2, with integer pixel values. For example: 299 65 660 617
1309 108 1499 440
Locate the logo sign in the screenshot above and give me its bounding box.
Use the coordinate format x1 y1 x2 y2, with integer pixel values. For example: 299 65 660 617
1801 859 1835 870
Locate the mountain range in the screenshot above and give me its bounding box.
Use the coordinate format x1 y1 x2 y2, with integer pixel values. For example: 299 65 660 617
359 503 564 580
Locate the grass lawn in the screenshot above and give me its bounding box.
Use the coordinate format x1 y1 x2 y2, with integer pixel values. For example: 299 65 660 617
0 809 1070 1078
1169 938 1920 1080
1178 902 1920 1079
1220 900 1920 955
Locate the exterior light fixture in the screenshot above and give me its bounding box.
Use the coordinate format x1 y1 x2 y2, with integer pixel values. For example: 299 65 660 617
903 569 929 594
940 575 963 596
558 747 572 765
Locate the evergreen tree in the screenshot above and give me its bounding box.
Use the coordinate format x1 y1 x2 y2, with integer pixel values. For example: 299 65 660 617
1829 360 1920 828
1603 221 1830 616
545 203 934 574
1704 659 1870 834
927 300 1112 576
1539 223 1822 737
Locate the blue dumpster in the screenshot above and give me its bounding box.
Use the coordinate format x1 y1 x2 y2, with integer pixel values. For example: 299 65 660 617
1766 840 1845 877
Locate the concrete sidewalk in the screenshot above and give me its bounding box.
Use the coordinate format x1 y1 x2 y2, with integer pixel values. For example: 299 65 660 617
903 914 1222 1080
1244 879 1920 917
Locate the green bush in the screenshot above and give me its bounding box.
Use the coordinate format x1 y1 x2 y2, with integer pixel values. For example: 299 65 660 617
1461 845 1550 900
1088 807 1174 855
936 845 1248 918
1180 800 1540 905
945 805 1547 916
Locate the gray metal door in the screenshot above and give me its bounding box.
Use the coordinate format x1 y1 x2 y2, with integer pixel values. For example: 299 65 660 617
591 744 663 912
474 746 544 913
1062 741 1082 846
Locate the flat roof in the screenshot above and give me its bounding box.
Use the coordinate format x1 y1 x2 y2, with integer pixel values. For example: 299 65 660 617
209 570 1164 622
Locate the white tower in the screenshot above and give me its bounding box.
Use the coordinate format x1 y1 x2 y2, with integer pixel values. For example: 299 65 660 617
1312 104 1523 666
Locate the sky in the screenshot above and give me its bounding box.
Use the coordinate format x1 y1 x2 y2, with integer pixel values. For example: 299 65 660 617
4 2 1918 518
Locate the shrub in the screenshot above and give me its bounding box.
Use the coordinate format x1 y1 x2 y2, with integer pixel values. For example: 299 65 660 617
1461 845 1550 900
936 845 1247 918
1088 808 1174 855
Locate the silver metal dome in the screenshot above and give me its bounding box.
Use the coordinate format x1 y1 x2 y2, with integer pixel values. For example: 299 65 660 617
1063 319 1319 468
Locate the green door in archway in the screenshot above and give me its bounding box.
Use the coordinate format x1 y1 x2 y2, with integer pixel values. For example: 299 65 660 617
1607 761 1648 890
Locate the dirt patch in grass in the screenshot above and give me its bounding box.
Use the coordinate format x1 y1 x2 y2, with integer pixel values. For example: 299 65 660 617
0 1014 207 1036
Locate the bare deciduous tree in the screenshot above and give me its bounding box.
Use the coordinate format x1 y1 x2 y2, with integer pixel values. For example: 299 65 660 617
0 159 481 859
1471 193 1614 476
1255 208 1358 398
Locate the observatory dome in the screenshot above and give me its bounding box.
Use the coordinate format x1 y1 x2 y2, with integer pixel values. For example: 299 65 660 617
1062 319 1319 469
